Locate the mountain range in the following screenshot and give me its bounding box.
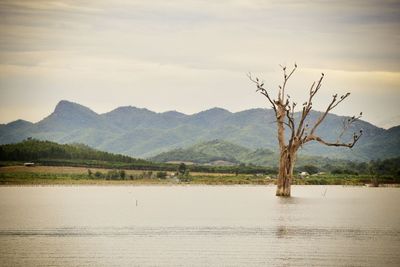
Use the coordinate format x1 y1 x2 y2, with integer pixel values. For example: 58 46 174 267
0 100 399 162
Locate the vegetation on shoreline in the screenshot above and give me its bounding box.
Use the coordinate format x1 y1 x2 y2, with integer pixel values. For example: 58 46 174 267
0 139 276 174
149 139 358 169
0 139 399 186
0 165 397 186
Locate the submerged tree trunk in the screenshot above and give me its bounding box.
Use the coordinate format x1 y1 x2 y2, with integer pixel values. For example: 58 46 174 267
276 149 297 197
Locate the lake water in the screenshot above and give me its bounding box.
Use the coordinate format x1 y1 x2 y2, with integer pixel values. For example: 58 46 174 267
0 185 399 266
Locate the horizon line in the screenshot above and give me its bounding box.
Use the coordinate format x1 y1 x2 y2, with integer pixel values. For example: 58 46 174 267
1 99 385 129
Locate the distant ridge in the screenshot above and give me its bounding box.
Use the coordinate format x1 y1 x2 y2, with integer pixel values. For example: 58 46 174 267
150 139 253 165
149 139 354 167
0 100 398 161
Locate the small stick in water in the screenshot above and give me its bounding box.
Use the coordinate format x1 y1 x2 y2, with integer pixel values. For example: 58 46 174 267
322 188 327 197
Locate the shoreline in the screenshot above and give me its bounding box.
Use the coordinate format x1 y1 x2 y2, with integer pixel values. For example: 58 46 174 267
0 179 276 186
1 165 397 187
1 182 399 187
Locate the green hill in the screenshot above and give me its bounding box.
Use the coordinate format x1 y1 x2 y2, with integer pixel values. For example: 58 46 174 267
0 139 146 164
2 139 398 177
149 139 354 170
150 139 254 164
0 139 275 174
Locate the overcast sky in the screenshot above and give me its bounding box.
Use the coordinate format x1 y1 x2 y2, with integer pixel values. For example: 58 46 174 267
0 0 399 128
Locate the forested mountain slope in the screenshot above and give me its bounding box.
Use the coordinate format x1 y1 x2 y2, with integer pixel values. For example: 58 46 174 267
0 100 397 161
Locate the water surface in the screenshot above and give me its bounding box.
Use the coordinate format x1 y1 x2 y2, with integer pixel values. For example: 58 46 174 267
0 185 399 266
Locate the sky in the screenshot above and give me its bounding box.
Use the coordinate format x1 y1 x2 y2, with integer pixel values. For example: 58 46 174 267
0 0 399 128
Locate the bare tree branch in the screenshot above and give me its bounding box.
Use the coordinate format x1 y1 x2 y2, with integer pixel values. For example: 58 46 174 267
285 102 296 144
305 131 363 148
337 113 362 142
279 64 297 104
309 92 351 136
295 74 323 137
248 72 277 115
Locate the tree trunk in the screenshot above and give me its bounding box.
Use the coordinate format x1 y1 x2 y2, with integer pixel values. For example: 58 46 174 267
250 67 361 197
276 149 296 197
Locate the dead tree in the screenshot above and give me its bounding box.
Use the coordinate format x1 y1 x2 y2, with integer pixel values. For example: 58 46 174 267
249 64 362 197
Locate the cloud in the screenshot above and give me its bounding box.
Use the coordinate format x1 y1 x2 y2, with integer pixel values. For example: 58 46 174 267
0 0 399 127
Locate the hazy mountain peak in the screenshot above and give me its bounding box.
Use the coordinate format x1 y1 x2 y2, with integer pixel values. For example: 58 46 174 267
6 119 33 127
191 107 231 121
161 110 187 117
54 100 98 116
196 107 231 115
34 100 101 132
105 105 155 116
54 100 76 111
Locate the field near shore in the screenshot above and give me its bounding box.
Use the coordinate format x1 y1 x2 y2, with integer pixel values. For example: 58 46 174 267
0 165 386 186
0 165 271 185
